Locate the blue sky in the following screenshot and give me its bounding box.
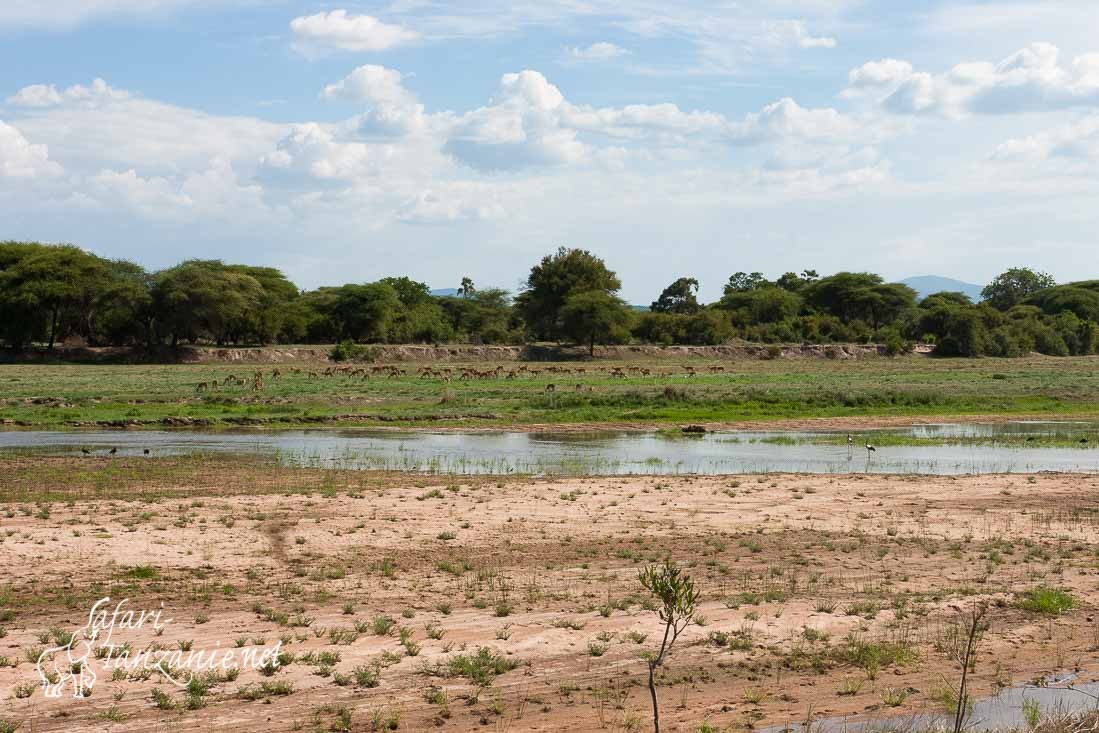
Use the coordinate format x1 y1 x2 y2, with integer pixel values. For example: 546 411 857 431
1 1 1097 301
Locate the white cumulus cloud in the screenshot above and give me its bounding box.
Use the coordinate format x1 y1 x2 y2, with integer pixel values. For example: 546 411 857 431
0 121 63 178
846 43 1099 117
321 65 427 137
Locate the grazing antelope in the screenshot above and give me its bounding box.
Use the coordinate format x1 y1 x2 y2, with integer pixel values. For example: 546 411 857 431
225 374 238 385
251 378 264 392
307 371 319 380
195 382 209 393
270 369 282 380
545 383 556 393
210 379 219 391
574 383 584 392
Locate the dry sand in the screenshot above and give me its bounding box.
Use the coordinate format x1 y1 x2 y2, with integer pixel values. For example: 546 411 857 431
1 465 1097 731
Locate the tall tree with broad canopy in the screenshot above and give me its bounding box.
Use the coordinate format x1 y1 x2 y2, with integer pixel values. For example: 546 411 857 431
330 282 402 342
516 247 621 340
802 272 916 328
559 290 632 356
651 277 701 315
982 268 1055 311
0 244 109 350
152 261 265 346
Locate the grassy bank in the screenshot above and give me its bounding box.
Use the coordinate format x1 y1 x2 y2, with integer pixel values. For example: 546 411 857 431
1 354 1098 428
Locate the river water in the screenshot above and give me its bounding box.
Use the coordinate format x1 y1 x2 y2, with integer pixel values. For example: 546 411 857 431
1 421 1097 475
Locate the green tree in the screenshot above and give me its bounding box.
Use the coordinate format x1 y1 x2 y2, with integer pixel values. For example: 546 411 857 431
981 267 1055 311
378 276 432 308
920 291 973 308
718 287 801 324
559 290 631 355
330 282 402 342
298 287 342 343
803 273 916 328
0 244 109 350
1023 282 1099 322
152 261 264 346
516 247 621 340
638 562 700 733
0 242 51 348
95 260 154 346
224 265 300 344
439 288 515 343
775 270 818 292
723 271 769 294
458 277 476 298
650 277 700 315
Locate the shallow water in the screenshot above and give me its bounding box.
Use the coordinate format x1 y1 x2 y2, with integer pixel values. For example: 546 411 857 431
763 677 1099 733
1 421 1098 475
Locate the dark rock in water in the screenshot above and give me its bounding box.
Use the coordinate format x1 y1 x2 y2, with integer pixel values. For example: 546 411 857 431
682 425 706 434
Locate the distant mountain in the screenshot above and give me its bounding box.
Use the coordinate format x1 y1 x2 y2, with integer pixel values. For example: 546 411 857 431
429 288 460 297
899 276 983 303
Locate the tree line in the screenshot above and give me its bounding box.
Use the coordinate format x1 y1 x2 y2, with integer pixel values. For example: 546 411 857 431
1 241 1095 358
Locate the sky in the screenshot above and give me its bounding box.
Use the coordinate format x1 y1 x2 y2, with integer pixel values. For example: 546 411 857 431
1 1 1098 302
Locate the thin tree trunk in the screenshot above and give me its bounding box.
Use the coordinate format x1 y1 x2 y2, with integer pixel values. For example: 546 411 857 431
47 307 58 351
648 662 660 733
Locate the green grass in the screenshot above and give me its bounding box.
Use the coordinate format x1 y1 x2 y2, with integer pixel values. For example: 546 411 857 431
1017 587 1077 615
2 355 1099 429
441 646 518 686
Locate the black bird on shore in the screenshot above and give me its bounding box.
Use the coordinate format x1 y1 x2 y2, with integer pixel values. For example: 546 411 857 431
109 447 117 455
80 447 91 455
143 448 150 455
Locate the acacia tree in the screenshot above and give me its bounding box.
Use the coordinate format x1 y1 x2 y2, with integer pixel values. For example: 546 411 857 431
802 272 916 328
330 282 402 342
559 290 631 356
0 244 108 350
639 561 700 733
516 247 621 340
152 261 266 346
